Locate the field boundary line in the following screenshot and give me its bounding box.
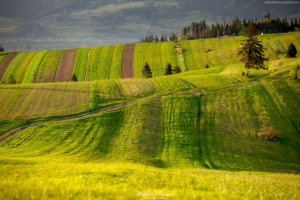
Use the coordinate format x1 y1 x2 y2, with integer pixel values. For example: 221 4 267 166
0 80 268 144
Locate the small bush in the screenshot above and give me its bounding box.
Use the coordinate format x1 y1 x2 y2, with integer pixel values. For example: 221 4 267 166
241 71 245 77
72 74 78 82
6 74 16 84
175 48 182 54
258 125 278 141
287 43 297 58
174 40 178 43
205 49 211 52
275 49 281 56
205 64 209 68
295 27 300 32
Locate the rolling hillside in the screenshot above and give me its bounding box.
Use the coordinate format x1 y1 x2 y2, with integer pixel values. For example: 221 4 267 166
0 32 299 84
0 32 300 199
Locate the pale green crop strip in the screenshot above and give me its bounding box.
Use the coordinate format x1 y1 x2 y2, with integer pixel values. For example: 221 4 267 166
73 48 89 82
22 51 48 83
2 52 29 81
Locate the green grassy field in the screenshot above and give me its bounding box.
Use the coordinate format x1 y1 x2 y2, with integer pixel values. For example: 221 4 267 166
22 51 49 84
1 33 300 199
179 33 300 71
73 48 89 82
133 42 181 78
1 52 29 82
0 82 90 121
85 44 125 81
36 50 63 83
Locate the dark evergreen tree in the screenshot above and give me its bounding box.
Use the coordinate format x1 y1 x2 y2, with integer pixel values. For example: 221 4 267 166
172 65 181 74
72 74 77 82
237 24 269 77
155 35 159 42
287 43 297 58
164 63 173 75
142 63 152 78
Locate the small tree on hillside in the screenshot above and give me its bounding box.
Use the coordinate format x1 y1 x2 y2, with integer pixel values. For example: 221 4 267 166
142 63 152 78
0 44 4 52
72 74 77 82
237 24 269 77
287 43 297 58
6 74 16 84
165 63 173 75
173 65 182 74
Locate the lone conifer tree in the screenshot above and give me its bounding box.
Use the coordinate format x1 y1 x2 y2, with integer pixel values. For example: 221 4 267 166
237 24 269 77
142 63 152 78
72 74 78 82
287 43 297 58
173 65 181 74
165 63 173 75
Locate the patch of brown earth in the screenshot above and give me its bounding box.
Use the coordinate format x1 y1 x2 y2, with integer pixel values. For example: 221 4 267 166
121 44 135 79
53 49 78 82
0 53 18 81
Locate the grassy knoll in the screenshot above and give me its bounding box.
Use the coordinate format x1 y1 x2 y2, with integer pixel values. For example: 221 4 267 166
0 82 90 121
133 42 180 78
0 79 300 199
73 48 89 82
22 51 48 83
1 52 29 82
36 50 63 83
179 32 300 72
85 44 125 81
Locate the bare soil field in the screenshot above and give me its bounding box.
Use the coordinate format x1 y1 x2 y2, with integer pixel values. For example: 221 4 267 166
121 44 135 79
0 53 18 80
53 49 78 82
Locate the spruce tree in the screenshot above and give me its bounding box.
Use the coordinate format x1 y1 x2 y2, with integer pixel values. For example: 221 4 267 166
172 65 181 74
72 74 77 82
142 63 152 78
237 24 269 77
287 43 297 58
164 63 173 75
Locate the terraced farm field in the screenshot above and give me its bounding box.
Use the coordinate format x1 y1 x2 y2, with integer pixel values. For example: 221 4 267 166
0 53 18 81
73 48 89 82
36 50 63 83
85 44 125 81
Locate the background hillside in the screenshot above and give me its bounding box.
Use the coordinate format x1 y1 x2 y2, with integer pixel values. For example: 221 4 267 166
0 0 299 51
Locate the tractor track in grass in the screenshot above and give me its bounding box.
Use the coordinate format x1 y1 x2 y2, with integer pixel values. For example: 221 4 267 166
0 79 268 144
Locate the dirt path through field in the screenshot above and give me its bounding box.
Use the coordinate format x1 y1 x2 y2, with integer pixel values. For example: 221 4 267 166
53 50 78 82
121 44 135 79
0 53 18 81
0 80 268 144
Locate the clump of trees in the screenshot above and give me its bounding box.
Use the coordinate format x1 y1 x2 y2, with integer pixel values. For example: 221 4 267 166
287 43 297 58
179 13 298 40
142 63 152 78
0 44 4 52
237 24 269 77
164 63 181 75
140 33 178 43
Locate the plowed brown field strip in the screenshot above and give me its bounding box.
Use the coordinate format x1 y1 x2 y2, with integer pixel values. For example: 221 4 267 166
121 44 135 79
0 53 18 80
54 49 78 82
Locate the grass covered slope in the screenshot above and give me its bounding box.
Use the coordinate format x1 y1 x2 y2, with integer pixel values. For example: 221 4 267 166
0 82 90 120
85 44 125 81
36 50 63 83
179 32 300 71
133 42 180 78
1 79 300 173
73 48 89 82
